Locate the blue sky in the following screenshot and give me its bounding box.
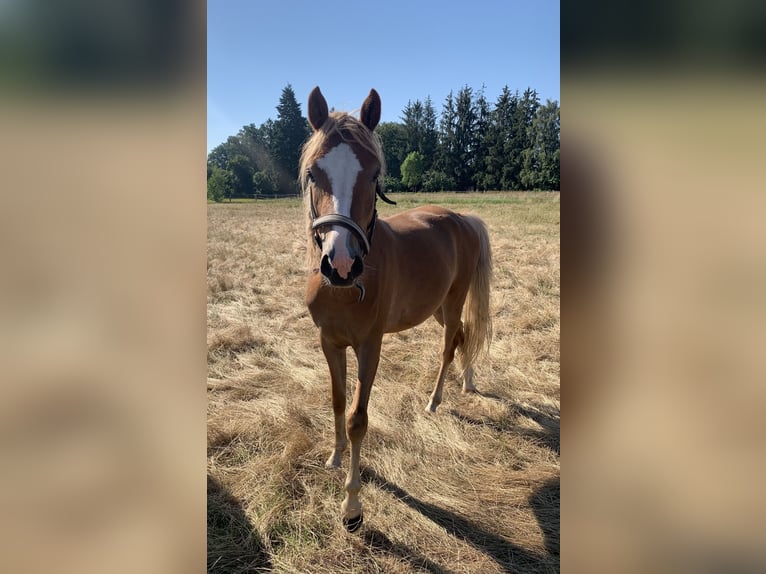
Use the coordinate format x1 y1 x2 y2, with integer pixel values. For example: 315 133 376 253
208 0 560 152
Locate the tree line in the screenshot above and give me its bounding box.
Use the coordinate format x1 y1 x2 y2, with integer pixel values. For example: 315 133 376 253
207 84 559 201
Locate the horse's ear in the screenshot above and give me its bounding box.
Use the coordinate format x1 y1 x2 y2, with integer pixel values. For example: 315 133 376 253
361 88 381 131
308 86 329 131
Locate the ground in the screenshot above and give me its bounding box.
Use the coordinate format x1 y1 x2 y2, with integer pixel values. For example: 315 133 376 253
207 192 560 573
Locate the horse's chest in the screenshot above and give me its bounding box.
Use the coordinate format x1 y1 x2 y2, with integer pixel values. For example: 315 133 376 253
306 281 375 335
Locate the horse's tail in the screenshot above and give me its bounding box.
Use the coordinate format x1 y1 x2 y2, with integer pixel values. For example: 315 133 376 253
460 215 493 374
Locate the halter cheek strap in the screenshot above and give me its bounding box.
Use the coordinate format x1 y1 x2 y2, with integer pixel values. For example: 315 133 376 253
309 183 394 256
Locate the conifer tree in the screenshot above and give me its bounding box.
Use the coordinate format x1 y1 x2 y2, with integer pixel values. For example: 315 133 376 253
421 96 438 172
271 84 310 193
453 85 477 190
472 86 491 190
435 91 458 182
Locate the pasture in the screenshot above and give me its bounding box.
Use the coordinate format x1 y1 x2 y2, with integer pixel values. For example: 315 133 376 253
207 192 560 573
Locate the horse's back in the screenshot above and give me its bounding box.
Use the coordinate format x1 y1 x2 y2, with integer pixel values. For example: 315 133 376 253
384 205 481 257
385 204 461 229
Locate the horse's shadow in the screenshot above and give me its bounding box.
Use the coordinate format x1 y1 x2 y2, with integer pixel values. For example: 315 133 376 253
530 476 560 559
207 474 272 573
361 527 456 574
361 467 557 573
514 402 560 456
448 393 560 456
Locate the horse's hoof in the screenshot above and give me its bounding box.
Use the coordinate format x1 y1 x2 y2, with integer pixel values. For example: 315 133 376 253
425 401 439 413
343 514 363 532
325 449 345 468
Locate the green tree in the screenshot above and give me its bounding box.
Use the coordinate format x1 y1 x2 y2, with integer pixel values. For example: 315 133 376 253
228 154 255 197
252 170 278 195
421 96 438 171
236 123 272 173
435 90 458 184
376 122 408 179
208 83 556 196
472 86 491 190
481 86 518 190
422 170 456 192
453 85 477 190
207 166 233 202
381 174 405 193
512 88 540 189
271 84 310 194
401 99 424 157
401 151 426 191
520 99 560 190
207 135 246 171
400 97 438 172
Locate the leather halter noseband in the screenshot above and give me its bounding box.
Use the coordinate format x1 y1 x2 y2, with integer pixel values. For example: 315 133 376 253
310 184 396 255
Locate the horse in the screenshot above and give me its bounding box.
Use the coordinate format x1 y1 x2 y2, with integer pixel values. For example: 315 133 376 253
301 86 493 532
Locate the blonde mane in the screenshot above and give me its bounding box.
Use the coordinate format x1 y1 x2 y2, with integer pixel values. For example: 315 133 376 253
300 112 386 270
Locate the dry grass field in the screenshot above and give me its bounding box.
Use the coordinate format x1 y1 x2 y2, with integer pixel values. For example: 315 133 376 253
207 192 560 573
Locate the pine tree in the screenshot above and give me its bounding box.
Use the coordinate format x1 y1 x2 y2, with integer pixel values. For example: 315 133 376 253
521 100 560 190
481 86 517 190
377 122 408 179
453 86 477 190
472 86 491 190
421 96 438 172
401 97 439 173
516 88 542 189
435 91 458 183
208 83 557 196
401 99 424 157
271 84 310 194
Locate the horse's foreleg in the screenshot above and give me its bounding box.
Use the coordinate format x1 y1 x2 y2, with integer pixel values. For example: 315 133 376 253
426 319 461 413
341 337 382 532
321 335 347 469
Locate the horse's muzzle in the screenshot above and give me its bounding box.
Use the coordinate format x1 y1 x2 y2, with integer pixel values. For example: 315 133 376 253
320 253 363 286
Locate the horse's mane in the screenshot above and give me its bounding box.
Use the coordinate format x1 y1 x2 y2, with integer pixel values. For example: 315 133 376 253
300 111 386 270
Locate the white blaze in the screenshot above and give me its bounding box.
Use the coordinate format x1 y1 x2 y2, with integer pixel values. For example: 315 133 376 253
317 143 362 217
316 143 362 277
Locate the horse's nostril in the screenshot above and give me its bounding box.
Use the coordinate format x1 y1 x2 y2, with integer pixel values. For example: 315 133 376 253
351 256 364 277
320 254 333 279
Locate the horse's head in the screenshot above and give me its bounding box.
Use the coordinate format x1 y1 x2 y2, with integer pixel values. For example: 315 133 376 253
300 86 385 287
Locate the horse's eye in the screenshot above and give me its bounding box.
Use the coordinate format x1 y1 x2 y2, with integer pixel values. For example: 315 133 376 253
307 169 316 183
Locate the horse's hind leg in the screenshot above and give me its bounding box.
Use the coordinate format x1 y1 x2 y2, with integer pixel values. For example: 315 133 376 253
426 309 463 413
431 310 477 396
451 326 477 393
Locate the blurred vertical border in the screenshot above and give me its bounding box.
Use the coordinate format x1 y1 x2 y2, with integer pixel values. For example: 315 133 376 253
563 1 766 572
0 1 206 573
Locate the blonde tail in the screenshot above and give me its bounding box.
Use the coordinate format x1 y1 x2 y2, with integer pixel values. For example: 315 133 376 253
460 215 493 375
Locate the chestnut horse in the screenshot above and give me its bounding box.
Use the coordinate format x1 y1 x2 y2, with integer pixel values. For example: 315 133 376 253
301 87 492 531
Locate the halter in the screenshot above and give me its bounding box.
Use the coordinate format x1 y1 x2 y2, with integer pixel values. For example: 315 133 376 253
310 184 396 255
